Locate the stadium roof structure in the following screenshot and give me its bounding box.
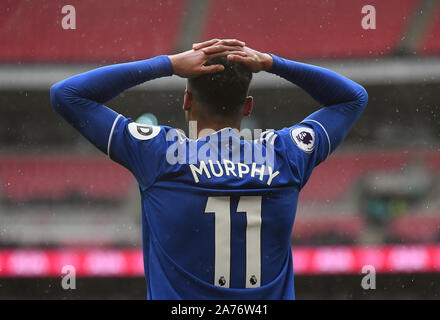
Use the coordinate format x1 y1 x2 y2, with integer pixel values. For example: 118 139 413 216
1 57 440 91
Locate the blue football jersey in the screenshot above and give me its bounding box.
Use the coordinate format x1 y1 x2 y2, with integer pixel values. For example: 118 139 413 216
108 115 330 300
50 53 367 300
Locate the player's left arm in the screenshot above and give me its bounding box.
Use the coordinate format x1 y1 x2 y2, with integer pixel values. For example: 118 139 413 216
220 45 368 158
266 54 368 160
50 40 244 185
268 55 368 186
217 43 368 186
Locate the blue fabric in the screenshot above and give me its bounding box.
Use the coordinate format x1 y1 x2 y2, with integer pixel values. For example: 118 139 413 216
50 55 173 155
269 54 368 155
50 53 367 299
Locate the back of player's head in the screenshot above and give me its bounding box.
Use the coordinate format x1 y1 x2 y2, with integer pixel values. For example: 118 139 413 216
188 56 252 116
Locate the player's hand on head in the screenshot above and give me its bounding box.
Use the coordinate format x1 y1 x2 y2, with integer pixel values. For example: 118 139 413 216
224 46 274 73
192 38 245 50
168 42 245 78
192 39 272 73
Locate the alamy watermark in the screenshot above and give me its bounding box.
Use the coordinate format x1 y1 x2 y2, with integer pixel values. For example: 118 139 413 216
165 122 276 166
361 5 376 30
61 5 76 30
361 265 376 290
61 265 76 290
158 121 279 184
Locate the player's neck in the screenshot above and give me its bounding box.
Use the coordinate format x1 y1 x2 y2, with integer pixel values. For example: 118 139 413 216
193 119 241 139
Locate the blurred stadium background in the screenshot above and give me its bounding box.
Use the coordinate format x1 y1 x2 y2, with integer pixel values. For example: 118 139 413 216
1 0 440 299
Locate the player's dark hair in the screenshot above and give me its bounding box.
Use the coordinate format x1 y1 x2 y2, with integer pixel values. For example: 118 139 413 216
188 56 252 116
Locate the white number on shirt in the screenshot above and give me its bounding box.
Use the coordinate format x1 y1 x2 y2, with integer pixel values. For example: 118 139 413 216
204 196 262 288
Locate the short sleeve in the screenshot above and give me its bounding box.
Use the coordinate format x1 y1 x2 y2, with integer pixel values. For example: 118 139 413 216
277 120 331 189
107 114 167 188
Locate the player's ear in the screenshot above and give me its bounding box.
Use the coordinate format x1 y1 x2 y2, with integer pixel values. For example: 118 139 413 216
183 89 192 111
243 96 253 116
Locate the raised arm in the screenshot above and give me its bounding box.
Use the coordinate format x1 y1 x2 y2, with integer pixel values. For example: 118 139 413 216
269 54 368 153
50 56 173 153
268 55 367 108
50 40 245 154
219 46 368 155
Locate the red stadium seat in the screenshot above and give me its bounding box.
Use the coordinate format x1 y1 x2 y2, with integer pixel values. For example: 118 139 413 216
0 0 187 62
388 214 440 243
0 0 425 62
0 150 436 204
418 3 440 55
201 0 420 59
0 155 134 203
292 215 365 243
300 150 409 203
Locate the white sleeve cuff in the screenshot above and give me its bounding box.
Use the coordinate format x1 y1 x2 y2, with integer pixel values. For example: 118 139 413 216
302 119 331 159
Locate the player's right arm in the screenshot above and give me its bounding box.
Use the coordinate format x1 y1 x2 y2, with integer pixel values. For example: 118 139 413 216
50 56 173 155
50 40 244 186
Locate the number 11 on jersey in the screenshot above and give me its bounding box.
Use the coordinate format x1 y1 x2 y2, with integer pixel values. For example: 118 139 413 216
204 196 262 288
